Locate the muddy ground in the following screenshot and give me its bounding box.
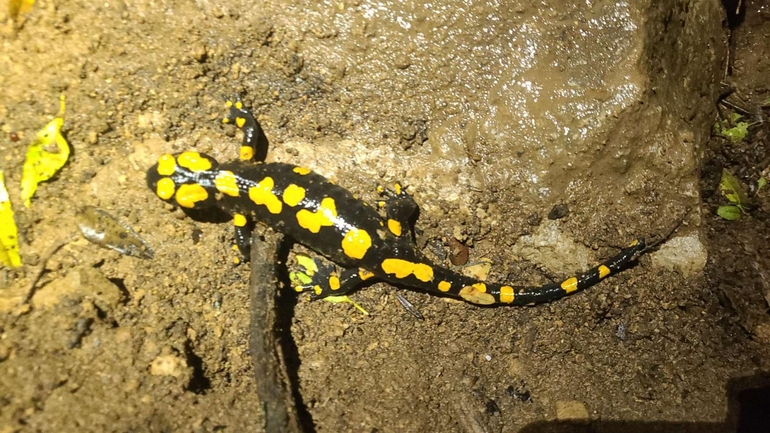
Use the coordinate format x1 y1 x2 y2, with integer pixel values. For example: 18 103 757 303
1 1 769 432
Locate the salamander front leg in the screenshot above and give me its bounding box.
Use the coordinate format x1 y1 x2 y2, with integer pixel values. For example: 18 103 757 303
222 97 269 162
376 182 418 239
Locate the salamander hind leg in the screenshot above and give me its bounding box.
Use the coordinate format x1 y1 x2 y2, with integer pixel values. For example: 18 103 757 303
376 182 418 239
222 97 268 162
290 255 376 299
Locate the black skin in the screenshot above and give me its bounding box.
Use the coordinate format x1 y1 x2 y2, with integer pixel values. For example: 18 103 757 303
146 99 646 306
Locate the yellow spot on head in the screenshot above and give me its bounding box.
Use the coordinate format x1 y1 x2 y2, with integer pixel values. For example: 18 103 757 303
177 151 212 172
282 184 306 207
175 183 209 208
394 183 402 195
235 101 243 109
233 213 247 227
458 285 496 305
293 166 311 175
313 285 322 296
157 154 177 176
215 171 240 197
239 146 254 161
225 100 233 108
342 228 372 260
629 239 640 247
380 258 434 282
499 286 515 304
296 197 337 233
438 281 451 292
598 265 611 279
329 276 341 291
248 177 283 214
235 117 246 128
560 277 579 294
358 269 375 280
387 219 402 236
156 177 176 200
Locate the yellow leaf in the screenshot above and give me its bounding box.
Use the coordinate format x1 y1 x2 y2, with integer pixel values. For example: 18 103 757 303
0 171 22 268
719 169 749 206
9 0 35 19
20 95 69 208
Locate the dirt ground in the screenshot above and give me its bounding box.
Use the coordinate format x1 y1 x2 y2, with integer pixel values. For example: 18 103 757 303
1 1 769 432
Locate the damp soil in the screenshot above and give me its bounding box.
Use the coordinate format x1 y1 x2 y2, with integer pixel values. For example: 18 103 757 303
0 1 769 433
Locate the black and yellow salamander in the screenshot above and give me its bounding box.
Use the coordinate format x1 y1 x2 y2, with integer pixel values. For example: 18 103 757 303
146 100 646 306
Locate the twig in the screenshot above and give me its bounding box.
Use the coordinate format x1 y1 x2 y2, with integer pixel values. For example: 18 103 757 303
248 230 303 433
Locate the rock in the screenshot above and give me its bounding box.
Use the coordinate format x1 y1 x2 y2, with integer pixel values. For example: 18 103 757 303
650 233 708 277
32 266 123 310
555 400 590 422
150 353 188 378
511 220 593 273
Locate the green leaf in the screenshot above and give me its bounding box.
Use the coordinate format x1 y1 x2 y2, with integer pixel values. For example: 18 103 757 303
729 112 743 123
758 177 767 192
717 205 742 220
719 169 749 205
721 122 749 143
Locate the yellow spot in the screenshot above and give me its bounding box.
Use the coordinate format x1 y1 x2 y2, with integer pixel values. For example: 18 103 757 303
329 276 341 291
156 177 176 200
248 177 283 214
500 286 515 304
387 219 402 236
175 183 209 208
239 146 254 161
177 151 212 172
438 281 451 292
294 285 304 293
458 285 496 305
214 171 240 196
236 117 246 128
225 100 233 108
342 228 372 259
296 197 337 233
233 213 247 227
598 265 611 279
157 154 176 176
235 101 243 109
394 183 402 195
380 258 434 282
313 285 322 295
222 117 230 124
629 239 640 247
293 166 311 175
358 269 375 280
560 277 579 294
282 184 306 207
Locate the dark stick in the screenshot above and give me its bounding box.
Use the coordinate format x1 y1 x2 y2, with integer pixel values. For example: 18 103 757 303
248 231 302 433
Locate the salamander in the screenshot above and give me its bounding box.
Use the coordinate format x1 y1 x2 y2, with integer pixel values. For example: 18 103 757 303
145 99 646 306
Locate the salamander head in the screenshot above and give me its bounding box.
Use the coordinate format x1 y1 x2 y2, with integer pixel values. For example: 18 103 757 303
146 151 220 209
